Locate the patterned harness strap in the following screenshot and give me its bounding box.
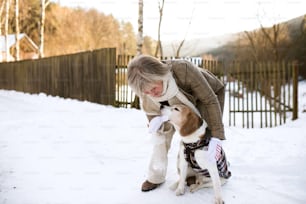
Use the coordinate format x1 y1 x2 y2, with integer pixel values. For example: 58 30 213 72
183 138 231 179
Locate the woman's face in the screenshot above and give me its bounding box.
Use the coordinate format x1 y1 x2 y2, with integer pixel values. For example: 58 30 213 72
143 81 163 97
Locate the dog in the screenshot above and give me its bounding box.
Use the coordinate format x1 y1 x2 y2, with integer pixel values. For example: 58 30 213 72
161 104 231 204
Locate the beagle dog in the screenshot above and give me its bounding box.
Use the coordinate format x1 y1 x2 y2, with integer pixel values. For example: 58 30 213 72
161 104 231 204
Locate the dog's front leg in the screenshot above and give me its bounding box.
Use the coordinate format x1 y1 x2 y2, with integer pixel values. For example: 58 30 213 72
175 147 188 196
208 164 223 204
195 151 224 204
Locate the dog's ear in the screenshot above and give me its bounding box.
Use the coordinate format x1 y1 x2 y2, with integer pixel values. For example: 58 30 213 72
179 111 201 136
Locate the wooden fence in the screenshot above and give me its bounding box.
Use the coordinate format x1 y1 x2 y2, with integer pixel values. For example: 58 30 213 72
226 61 299 128
115 55 205 108
0 51 299 128
115 55 134 107
0 48 116 105
115 55 299 128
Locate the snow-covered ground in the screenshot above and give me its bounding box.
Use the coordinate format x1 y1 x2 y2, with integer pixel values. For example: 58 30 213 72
0 80 306 204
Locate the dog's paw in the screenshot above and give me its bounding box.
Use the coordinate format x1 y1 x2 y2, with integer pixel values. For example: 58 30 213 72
214 197 224 204
189 183 200 193
175 186 185 196
169 181 179 191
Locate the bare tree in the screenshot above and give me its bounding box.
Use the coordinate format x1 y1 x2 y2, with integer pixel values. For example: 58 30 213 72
244 30 260 61
296 15 306 77
175 7 195 58
0 1 5 35
300 15 306 34
4 0 10 61
15 0 20 61
175 40 185 59
260 24 281 61
242 20 290 62
154 0 164 58
255 3 290 61
136 0 143 56
131 0 144 109
39 0 50 58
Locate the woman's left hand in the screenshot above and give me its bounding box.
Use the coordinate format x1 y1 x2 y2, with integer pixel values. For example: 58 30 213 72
148 115 169 134
208 137 222 163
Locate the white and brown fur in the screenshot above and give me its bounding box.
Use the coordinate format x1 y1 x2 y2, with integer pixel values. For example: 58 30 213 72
161 104 227 204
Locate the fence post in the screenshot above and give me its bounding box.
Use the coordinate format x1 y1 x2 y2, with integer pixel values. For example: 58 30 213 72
292 61 299 120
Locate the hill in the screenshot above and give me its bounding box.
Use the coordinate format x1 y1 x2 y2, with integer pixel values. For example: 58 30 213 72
162 33 238 57
162 14 305 59
204 14 306 68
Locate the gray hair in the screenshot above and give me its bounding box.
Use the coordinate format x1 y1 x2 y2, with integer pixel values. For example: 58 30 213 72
127 55 170 96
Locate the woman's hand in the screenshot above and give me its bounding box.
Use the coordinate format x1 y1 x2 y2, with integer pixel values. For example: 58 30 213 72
208 137 222 163
148 115 169 134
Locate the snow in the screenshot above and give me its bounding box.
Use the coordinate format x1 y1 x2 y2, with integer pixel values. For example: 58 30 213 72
0 80 306 204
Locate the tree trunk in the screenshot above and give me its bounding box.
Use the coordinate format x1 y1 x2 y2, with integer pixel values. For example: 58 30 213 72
39 0 49 58
244 31 259 62
176 40 185 58
260 24 280 61
0 1 5 35
136 0 143 56
154 0 164 58
15 0 20 61
131 0 144 109
5 0 10 62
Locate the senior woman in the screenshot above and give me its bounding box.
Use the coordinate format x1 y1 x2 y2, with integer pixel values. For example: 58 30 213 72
127 55 226 192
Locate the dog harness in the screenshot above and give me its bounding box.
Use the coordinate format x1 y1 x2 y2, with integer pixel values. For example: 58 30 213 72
183 137 231 179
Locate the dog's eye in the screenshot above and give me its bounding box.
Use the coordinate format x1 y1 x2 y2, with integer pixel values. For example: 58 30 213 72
174 107 179 111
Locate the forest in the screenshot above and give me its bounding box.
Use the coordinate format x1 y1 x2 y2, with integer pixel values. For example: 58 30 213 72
208 15 306 77
1 0 305 77
1 0 155 57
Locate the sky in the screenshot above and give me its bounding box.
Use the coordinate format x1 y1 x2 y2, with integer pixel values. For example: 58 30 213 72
0 80 306 203
55 0 306 41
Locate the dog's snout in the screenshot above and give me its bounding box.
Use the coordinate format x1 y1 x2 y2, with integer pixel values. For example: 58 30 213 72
160 105 172 116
